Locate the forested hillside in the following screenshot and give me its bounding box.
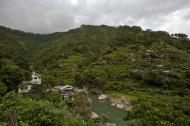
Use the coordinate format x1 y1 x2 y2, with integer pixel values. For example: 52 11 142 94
0 25 190 125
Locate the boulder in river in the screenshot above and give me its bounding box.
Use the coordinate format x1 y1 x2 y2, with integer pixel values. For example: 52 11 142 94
98 95 107 100
110 95 132 111
124 105 133 111
103 122 116 126
91 111 99 119
116 103 125 109
110 103 117 106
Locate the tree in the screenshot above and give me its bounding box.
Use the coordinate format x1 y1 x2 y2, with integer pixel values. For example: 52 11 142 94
70 91 91 117
74 70 105 89
1 67 23 92
29 85 46 100
172 33 188 39
0 81 7 96
144 72 164 87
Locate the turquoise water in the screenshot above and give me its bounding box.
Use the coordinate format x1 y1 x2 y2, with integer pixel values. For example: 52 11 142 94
90 95 127 126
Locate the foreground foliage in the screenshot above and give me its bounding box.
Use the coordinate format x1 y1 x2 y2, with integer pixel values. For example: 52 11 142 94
0 91 97 126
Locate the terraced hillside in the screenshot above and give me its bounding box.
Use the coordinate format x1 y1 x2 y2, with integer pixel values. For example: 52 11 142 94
30 25 190 91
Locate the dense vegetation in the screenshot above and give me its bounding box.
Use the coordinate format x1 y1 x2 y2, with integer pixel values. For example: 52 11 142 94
0 91 97 126
0 25 190 125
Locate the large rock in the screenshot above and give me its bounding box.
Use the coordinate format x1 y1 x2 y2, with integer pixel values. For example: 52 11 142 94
91 111 99 119
110 95 133 110
124 105 132 111
110 102 117 106
116 103 125 109
98 95 107 100
103 122 116 126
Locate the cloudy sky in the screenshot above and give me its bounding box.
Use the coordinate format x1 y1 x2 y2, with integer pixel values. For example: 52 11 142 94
0 0 190 35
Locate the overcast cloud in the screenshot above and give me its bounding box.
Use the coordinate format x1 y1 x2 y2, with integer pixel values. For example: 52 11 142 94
0 0 190 36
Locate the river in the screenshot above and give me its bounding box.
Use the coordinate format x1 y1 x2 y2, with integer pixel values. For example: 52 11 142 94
90 95 128 126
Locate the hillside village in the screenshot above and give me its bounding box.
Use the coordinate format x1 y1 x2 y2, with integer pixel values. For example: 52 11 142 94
18 72 74 100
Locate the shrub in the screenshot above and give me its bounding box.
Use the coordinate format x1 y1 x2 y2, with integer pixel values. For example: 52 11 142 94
130 71 143 80
144 72 164 87
0 81 7 96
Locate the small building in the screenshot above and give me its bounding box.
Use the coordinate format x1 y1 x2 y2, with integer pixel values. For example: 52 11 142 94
18 81 32 93
53 85 73 97
18 72 41 93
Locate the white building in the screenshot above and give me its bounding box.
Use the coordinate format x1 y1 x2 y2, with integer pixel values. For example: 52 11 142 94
18 72 41 93
29 72 41 85
18 82 32 93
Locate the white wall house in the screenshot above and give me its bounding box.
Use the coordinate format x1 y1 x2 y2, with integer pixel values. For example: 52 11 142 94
18 72 41 93
29 72 41 85
18 84 32 93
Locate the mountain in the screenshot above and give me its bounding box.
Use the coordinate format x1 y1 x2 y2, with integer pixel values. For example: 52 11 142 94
1 24 190 90
0 25 190 125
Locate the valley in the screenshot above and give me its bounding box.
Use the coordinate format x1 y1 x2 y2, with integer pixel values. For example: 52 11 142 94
0 25 190 126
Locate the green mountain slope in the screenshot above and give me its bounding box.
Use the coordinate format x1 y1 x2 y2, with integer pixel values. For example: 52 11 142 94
29 25 190 90
0 25 190 125
1 24 190 90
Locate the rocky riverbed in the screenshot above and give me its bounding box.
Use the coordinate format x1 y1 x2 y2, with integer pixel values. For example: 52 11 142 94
98 94 132 111
90 92 133 126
